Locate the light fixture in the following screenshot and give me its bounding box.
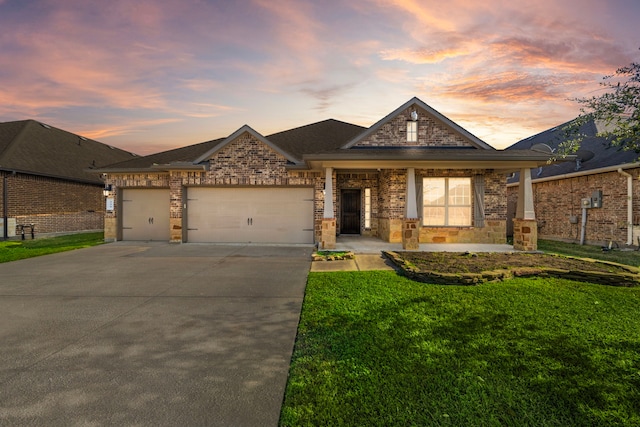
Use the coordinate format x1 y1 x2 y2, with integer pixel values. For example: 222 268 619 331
103 184 112 197
410 110 418 121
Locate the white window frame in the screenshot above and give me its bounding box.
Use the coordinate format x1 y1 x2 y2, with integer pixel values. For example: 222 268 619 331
406 121 417 143
422 177 472 226
364 188 371 229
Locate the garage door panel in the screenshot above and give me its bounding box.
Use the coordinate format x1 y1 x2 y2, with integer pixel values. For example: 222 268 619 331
122 189 170 241
187 188 313 244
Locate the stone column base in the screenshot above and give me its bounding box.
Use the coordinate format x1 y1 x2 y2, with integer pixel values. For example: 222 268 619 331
170 218 183 243
104 217 117 241
402 218 420 250
513 219 538 251
320 218 336 249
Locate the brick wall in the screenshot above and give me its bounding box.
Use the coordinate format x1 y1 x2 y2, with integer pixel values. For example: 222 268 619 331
507 167 640 245
1 171 104 235
354 106 476 148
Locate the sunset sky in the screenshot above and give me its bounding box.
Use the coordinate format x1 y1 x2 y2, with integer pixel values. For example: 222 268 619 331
1 0 639 155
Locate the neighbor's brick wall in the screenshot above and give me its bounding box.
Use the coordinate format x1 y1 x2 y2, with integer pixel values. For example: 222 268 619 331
1 171 104 235
507 167 640 245
354 106 476 148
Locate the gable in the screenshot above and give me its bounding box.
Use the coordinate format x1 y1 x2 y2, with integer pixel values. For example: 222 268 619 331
343 97 494 150
206 131 291 180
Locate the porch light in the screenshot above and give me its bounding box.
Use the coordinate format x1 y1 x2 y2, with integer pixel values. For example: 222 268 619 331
103 184 112 197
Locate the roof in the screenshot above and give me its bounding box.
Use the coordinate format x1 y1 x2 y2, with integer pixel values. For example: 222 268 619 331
0 120 137 184
506 117 638 183
96 97 554 173
98 118 367 172
303 147 554 170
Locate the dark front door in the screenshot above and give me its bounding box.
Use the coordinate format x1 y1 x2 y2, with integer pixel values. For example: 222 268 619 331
341 189 361 234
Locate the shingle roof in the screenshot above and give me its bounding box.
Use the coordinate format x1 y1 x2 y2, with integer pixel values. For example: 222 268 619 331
98 119 366 171
101 137 226 170
267 119 366 160
506 118 638 182
0 120 137 184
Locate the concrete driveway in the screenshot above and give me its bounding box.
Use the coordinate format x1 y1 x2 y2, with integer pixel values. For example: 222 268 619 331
0 242 312 426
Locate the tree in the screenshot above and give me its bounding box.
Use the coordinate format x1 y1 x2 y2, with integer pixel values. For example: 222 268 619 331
560 58 640 157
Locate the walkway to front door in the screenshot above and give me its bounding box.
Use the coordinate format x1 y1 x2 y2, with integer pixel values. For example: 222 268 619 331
340 189 361 234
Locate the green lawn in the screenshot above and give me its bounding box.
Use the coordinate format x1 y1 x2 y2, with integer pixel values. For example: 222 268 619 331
538 239 640 267
0 232 105 263
280 271 640 426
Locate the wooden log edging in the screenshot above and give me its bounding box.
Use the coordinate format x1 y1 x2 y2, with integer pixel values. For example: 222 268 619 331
382 251 640 287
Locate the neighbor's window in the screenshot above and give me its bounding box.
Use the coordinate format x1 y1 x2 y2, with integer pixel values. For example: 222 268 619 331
364 188 371 229
422 177 471 226
407 121 417 142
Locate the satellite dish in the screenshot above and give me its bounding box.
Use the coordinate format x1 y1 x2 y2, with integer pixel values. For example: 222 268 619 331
531 143 554 153
575 149 595 162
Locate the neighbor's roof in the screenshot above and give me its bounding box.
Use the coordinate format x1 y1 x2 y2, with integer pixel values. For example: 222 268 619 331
506 117 638 183
0 120 137 184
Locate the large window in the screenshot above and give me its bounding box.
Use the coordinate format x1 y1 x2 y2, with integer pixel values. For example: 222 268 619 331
406 121 417 142
422 177 471 226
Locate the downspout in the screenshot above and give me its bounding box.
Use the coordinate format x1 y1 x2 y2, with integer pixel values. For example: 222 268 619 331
617 168 633 246
580 206 588 245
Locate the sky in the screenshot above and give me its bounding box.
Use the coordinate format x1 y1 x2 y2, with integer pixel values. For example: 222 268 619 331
1 0 639 155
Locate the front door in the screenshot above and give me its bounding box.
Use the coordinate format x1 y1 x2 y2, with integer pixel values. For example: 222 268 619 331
341 189 361 234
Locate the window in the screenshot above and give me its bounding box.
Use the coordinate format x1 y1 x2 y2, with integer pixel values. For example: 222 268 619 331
364 188 371 229
422 177 471 226
406 121 417 142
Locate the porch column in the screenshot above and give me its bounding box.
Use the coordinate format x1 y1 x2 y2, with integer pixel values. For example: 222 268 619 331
513 168 537 251
403 167 420 250
321 167 336 249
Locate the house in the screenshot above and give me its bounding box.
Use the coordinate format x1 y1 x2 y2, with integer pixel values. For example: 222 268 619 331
96 97 554 250
0 120 137 239
506 117 639 247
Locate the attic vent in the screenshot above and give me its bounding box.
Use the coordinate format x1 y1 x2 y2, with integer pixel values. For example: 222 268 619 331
40 123 51 129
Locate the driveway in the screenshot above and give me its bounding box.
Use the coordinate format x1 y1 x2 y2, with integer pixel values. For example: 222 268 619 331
0 242 312 426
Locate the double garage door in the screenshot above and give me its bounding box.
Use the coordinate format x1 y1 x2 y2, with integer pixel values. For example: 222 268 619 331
186 187 314 244
121 187 314 244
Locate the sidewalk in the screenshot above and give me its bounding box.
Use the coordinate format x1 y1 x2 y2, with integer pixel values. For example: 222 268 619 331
311 236 516 272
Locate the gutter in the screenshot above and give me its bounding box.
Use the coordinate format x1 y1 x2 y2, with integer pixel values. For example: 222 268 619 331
617 168 634 245
507 162 640 187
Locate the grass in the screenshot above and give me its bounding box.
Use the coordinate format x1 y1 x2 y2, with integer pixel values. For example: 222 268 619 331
539 239 640 267
0 232 105 263
280 271 640 426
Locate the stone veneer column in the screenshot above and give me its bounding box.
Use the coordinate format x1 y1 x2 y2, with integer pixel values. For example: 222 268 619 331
513 219 537 251
402 218 420 250
320 219 336 249
513 168 537 251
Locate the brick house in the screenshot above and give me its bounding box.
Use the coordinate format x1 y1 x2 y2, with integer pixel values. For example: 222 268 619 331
507 118 639 247
0 120 136 239
96 97 553 250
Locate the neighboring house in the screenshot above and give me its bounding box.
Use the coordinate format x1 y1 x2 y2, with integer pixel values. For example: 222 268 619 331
0 120 137 239
506 117 639 247
96 97 553 250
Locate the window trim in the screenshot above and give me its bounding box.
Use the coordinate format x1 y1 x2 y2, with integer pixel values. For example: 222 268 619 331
422 177 472 227
364 188 371 229
406 121 417 143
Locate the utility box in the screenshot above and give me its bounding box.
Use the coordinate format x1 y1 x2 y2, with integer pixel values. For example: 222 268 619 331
581 198 593 209
592 190 603 208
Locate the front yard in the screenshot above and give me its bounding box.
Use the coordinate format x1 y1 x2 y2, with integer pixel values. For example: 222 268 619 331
280 271 640 426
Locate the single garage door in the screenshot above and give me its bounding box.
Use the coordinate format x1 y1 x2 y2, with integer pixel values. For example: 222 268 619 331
121 189 170 241
187 187 314 244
